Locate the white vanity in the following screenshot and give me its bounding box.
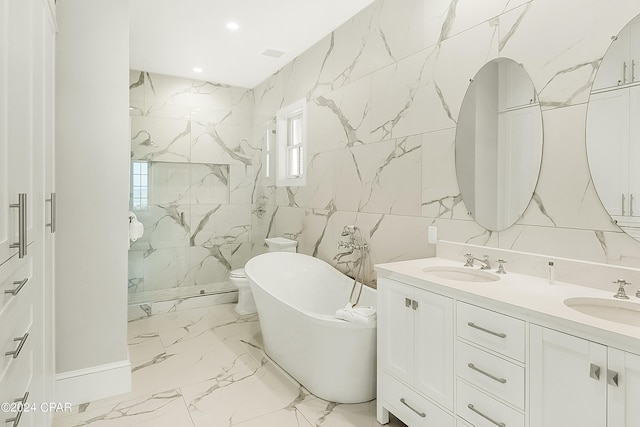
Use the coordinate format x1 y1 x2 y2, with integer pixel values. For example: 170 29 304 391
376 242 640 427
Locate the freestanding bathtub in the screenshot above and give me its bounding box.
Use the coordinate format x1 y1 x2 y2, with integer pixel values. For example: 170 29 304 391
244 252 377 403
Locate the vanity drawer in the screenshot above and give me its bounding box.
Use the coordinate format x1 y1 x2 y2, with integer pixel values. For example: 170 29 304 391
456 302 525 362
0 258 32 316
0 349 33 427
456 379 524 427
1 302 34 381
456 341 525 410
383 373 454 427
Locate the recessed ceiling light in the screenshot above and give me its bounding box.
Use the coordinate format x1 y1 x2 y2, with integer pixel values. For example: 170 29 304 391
226 22 239 30
193 67 203 73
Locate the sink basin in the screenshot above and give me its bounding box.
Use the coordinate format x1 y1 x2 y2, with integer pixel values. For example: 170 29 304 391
422 266 500 283
564 297 640 327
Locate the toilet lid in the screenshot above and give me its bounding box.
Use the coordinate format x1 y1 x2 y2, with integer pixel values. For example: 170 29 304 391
229 268 246 278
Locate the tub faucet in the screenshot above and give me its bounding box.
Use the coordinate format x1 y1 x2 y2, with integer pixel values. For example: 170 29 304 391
464 253 492 270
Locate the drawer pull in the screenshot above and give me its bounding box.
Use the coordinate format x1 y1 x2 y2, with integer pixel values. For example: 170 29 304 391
468 403 506 427
400 397 426 418
5 333 29 359
467 322 507 338
5 278 29 296
468 362 507 384
5 392 29 427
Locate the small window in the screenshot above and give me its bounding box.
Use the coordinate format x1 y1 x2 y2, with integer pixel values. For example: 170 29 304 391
276 99 306 186
131 161 149 209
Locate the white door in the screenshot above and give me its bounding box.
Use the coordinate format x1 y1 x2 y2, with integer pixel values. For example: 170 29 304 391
0 0 52 424
530 325 607 427
587 88 630 217
378 278 414 384
413 287 454 410
608 348 640 426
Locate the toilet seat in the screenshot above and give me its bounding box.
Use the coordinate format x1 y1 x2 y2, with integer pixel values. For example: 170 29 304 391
230 268 246 279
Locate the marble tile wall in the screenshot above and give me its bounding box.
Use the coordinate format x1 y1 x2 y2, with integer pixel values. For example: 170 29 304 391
129 71 255 299
251 0 640 285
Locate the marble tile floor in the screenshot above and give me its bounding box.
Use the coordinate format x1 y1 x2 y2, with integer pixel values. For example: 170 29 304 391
53 303 407 427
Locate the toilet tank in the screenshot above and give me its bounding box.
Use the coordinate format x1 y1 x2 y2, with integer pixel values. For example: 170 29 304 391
264 237 298 253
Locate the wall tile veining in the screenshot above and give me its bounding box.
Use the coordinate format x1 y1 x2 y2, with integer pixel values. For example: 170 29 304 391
251 0 640 284
128 71 255 300
130 0 640 295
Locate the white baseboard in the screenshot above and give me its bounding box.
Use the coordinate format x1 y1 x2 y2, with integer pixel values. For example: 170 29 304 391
56 359 131 405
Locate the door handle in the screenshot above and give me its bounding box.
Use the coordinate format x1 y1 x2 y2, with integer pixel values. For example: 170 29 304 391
9 193 27 258
45 192 56 233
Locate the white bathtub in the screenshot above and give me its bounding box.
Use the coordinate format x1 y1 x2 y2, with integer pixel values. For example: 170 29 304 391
245 252 376 403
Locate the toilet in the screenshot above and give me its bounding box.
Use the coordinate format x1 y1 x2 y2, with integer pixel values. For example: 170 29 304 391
230 237 297 315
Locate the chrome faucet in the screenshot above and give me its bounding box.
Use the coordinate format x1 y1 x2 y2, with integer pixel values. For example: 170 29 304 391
613 279 631 299
336 226 368 262
464 253 492 270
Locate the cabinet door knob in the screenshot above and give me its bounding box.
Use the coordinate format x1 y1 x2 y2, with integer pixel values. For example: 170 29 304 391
405 298 411 308
607 369 619 387
411 300 418 310
590 363 601 381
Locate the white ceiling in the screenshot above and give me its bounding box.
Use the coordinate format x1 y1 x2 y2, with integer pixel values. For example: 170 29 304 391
129 0 376 89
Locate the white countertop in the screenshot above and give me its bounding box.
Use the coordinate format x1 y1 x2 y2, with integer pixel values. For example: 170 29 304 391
376 257 640 355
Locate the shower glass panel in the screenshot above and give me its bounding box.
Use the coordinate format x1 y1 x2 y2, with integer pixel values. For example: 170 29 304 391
128 160 247 304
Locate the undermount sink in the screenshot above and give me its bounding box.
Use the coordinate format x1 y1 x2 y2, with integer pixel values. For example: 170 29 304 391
564 297 640 327
422 266 500 283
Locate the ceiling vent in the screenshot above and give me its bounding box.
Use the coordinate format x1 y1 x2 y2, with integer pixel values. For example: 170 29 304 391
261 48 285 58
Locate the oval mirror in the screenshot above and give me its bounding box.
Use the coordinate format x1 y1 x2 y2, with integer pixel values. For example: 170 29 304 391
455 58 543 231
586 15 640 240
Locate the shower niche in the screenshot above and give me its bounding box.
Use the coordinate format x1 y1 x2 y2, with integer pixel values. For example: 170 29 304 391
128 160 251 304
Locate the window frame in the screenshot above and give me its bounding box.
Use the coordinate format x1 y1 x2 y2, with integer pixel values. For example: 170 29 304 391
275 98 307 187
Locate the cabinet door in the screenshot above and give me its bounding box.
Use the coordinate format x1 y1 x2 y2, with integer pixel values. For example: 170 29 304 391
413 287 453 410
587 88 630 217
1 0 41 264
608 348 640 427
593 28 630 91
530 325 607 427
379 278 414 384
629 85 640 217
628 17 640 85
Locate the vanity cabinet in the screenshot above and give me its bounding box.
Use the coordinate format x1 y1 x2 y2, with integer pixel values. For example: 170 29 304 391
530 325 640 427
378 277 454 426
377 259 640 427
